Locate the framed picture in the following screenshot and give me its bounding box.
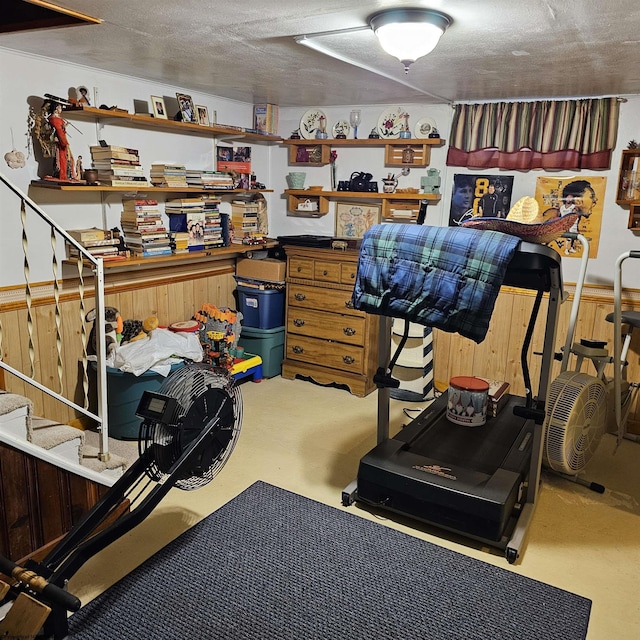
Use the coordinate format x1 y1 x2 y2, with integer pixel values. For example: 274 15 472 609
151 96 167 119
77 85 91 107
196 105 209 126
335 201 381 239
176 92 196 123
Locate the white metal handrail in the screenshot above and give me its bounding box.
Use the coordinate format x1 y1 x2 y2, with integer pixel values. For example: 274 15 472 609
0 172 111 460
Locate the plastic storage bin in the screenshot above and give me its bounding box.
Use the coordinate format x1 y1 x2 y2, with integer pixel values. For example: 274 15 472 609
236 285 285 329
94 362 183 440
238 325 285 378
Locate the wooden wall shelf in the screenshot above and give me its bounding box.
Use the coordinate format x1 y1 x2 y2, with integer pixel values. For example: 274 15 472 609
30 181 272 195
283 137 445 167
284 190 441 223
63 106 283 143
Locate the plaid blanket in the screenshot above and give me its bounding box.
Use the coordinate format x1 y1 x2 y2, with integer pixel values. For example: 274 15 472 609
352 224 521 343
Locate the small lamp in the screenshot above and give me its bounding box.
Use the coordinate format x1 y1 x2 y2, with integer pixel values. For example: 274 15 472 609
369 8 452 73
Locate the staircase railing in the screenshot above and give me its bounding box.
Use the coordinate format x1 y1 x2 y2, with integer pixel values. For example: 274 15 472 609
0 172 111 460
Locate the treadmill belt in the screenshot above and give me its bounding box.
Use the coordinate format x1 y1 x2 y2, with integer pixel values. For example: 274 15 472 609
402 396 527 475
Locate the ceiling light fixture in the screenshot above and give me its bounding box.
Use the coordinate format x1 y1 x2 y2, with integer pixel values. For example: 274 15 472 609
369 8 452 73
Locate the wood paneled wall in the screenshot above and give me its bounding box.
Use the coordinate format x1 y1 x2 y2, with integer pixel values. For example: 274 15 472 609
1 266 639 431
0 441 109 561
433 285 640 432
0 261 238 422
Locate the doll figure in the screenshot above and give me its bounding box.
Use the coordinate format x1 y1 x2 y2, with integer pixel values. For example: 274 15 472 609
46 100 79 181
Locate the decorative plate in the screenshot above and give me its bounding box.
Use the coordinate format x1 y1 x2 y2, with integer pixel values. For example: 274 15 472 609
377 107 406 139
414 116 437 139
332 120 350 138
299 109 327 140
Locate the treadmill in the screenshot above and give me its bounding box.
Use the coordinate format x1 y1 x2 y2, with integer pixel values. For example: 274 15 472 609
342 241 563 564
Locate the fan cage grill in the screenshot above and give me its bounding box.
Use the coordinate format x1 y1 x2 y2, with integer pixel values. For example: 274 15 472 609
139 364 243 490
544 371 607 474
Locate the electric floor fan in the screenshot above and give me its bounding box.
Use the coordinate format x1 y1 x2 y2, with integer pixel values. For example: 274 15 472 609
0 363 243 639
543 234 608 485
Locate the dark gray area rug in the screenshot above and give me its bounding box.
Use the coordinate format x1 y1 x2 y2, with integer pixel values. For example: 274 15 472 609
68 481 591 639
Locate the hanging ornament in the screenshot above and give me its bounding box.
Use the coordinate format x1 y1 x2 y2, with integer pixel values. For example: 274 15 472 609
4 128 26 169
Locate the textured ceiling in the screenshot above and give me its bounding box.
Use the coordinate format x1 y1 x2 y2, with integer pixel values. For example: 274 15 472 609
2 0 640 107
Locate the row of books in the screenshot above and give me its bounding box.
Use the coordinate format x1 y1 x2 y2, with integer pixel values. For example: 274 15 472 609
166 197 229 252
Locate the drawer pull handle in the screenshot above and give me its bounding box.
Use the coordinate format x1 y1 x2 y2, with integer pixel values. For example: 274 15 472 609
323 270 328 276
350 272 355 279
294 293 306 301
293 319 305 327
297 266 302 272
343 327 356 336
292 345 304 354
344 300 354 309
343 355 355 365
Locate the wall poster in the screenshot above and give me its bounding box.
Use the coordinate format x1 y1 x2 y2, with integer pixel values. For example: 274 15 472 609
449 174 514 226
534 176 606 258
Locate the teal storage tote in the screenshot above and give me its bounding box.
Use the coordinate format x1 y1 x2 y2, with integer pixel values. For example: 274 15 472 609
238 325 285 378
92 362 183 440
236 285 285 329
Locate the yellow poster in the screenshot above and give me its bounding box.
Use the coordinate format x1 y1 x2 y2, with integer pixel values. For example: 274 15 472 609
534 176 606 258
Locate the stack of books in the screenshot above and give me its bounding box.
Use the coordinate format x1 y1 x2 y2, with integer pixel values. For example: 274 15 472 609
201 170 235 189
90 145 150 188
120 198 172 257
186 169 203 188
65 227 125 261
202 197 226 249
149 163 188 188
169 231 190 254
230 200 261 244
165 197 206 252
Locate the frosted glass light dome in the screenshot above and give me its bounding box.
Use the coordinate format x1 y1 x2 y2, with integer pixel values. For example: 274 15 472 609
369 8 452 72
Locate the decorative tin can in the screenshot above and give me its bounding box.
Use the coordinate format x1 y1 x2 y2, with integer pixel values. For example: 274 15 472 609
447 376 490 426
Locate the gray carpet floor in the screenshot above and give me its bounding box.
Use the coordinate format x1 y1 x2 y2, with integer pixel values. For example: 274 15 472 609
68 481 591 639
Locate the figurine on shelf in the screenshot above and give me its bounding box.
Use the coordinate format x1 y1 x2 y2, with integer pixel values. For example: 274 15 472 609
421 168 441 194
316 115 328 139
46 98 81 182
368 127 380 139
399 112 411 139
428 127 440 139
290 129 301 139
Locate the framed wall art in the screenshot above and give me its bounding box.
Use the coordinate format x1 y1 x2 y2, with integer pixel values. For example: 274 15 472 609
334 201 380 239
176 92 196 122
151 96 167 119
196 105 209 126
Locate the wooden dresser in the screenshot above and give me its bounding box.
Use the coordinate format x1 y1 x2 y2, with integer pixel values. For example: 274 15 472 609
281 245 378 397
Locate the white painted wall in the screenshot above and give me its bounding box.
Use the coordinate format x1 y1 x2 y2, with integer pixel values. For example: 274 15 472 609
1 46 639 291
273 100 640 289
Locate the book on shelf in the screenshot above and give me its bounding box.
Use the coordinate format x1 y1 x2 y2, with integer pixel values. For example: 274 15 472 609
66 227 111 243
91 150 140 161
90 145 139 155
101 178 151 188
66 244 120 259
91 158 142 167
253 103 279 135
96 167 146 177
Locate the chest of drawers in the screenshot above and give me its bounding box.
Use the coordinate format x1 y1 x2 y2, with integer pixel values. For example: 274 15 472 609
281 246 378 397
